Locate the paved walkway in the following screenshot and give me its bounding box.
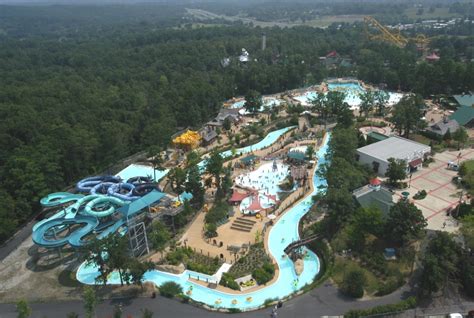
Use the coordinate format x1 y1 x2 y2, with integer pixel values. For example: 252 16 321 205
393 148 474 232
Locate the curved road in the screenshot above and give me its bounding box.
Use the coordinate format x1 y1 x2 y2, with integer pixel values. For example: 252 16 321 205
0 281 416 318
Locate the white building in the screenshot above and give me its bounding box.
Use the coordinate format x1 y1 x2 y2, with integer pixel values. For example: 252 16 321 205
356 136 431 176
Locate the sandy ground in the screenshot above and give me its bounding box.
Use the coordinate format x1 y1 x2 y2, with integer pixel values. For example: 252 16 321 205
0 236 82 303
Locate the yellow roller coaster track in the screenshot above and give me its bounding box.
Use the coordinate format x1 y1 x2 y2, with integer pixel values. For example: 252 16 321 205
363 16 430 49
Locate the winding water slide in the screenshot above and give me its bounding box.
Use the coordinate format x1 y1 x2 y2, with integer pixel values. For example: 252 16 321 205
76 176 120 193
32 216 99 248
107 183 141 201
33 195 125 248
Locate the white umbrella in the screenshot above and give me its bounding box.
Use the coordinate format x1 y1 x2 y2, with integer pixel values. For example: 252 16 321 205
267 214 276 220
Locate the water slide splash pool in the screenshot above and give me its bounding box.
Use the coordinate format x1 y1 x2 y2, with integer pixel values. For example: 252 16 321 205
77 133 330 311
116 164 169 183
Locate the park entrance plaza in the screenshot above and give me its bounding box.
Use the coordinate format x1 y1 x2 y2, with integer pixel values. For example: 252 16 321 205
391 148 474 232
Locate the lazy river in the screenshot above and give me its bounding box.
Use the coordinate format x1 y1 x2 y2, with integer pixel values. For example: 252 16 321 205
197 126 295 172
76 132 330 310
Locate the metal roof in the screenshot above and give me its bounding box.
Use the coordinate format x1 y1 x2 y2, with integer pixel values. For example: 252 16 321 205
288 151 306 161
117 190 165 217
453 92 474 107
449 105 474 126
356 136 430 162
367 131 389 142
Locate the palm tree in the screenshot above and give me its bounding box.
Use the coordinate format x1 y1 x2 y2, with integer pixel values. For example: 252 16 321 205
147 146 164 181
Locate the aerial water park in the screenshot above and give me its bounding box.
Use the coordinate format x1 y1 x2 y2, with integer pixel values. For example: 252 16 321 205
76 132 330 310
29 78 394 312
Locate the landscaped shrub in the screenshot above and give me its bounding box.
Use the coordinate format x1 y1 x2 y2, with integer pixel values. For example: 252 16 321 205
413 190 427 200
204 223 218 238
205 201 230 225
165 247 193 265
219 273 240 290
159 281 183 298
376 276 404 296
344 296 417 318
263 297 278 307
252 262 275 285
341 268 366 298
228 243 271 278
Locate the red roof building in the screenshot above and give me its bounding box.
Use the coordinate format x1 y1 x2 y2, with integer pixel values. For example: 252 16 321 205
370 178 381 186
326 50 339 58
229 190 249 203
248 195 263 213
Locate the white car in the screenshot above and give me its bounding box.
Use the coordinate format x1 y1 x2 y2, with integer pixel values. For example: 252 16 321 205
449 313 463 318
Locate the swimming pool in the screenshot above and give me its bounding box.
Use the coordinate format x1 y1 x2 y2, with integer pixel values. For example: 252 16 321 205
76 132 330 310
230 98 283 113
116 164 169 183
294 81 402 109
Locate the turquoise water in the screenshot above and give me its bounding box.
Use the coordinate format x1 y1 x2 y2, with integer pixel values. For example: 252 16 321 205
230 98 282 112
116 164 168 182
327 82 364 92
294 81 402 108
76 132 330 310
198 126 295 172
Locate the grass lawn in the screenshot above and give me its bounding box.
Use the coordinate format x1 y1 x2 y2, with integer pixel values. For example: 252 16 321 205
410 134 432 146
404 7 461 20
332 257 380 295
462 159 474 173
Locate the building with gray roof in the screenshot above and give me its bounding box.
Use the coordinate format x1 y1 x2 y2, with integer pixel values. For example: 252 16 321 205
356 136 431 176
425 117 460 136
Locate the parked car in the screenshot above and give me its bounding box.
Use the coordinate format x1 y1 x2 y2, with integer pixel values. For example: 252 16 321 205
447 161 459 171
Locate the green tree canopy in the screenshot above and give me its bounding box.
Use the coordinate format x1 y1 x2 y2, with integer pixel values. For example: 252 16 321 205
244 90 263 114
385 200 427 245
385 158 407 185
389 95 425 138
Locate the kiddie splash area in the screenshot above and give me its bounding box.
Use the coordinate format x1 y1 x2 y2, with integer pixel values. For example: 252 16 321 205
76 133 330 311
293 79 403 109
32 171 165 249
235 161 289 215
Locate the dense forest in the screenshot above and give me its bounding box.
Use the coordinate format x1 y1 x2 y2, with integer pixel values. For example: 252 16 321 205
0 4 473 243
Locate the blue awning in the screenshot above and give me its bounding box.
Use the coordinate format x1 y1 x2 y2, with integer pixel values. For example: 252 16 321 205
117 190 165 217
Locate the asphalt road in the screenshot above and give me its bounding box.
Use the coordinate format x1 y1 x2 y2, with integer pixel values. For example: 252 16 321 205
0 281 416 318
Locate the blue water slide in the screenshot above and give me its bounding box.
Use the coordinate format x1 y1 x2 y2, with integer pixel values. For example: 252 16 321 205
32 216 99 248
83 196 125 218
40 192 84 208
33 193 85 232
90 182 115 195
76 176 120 193
96 219 127 239
69 194 103 215
107 183 140 201
132 183 160 196
127 176 152 185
